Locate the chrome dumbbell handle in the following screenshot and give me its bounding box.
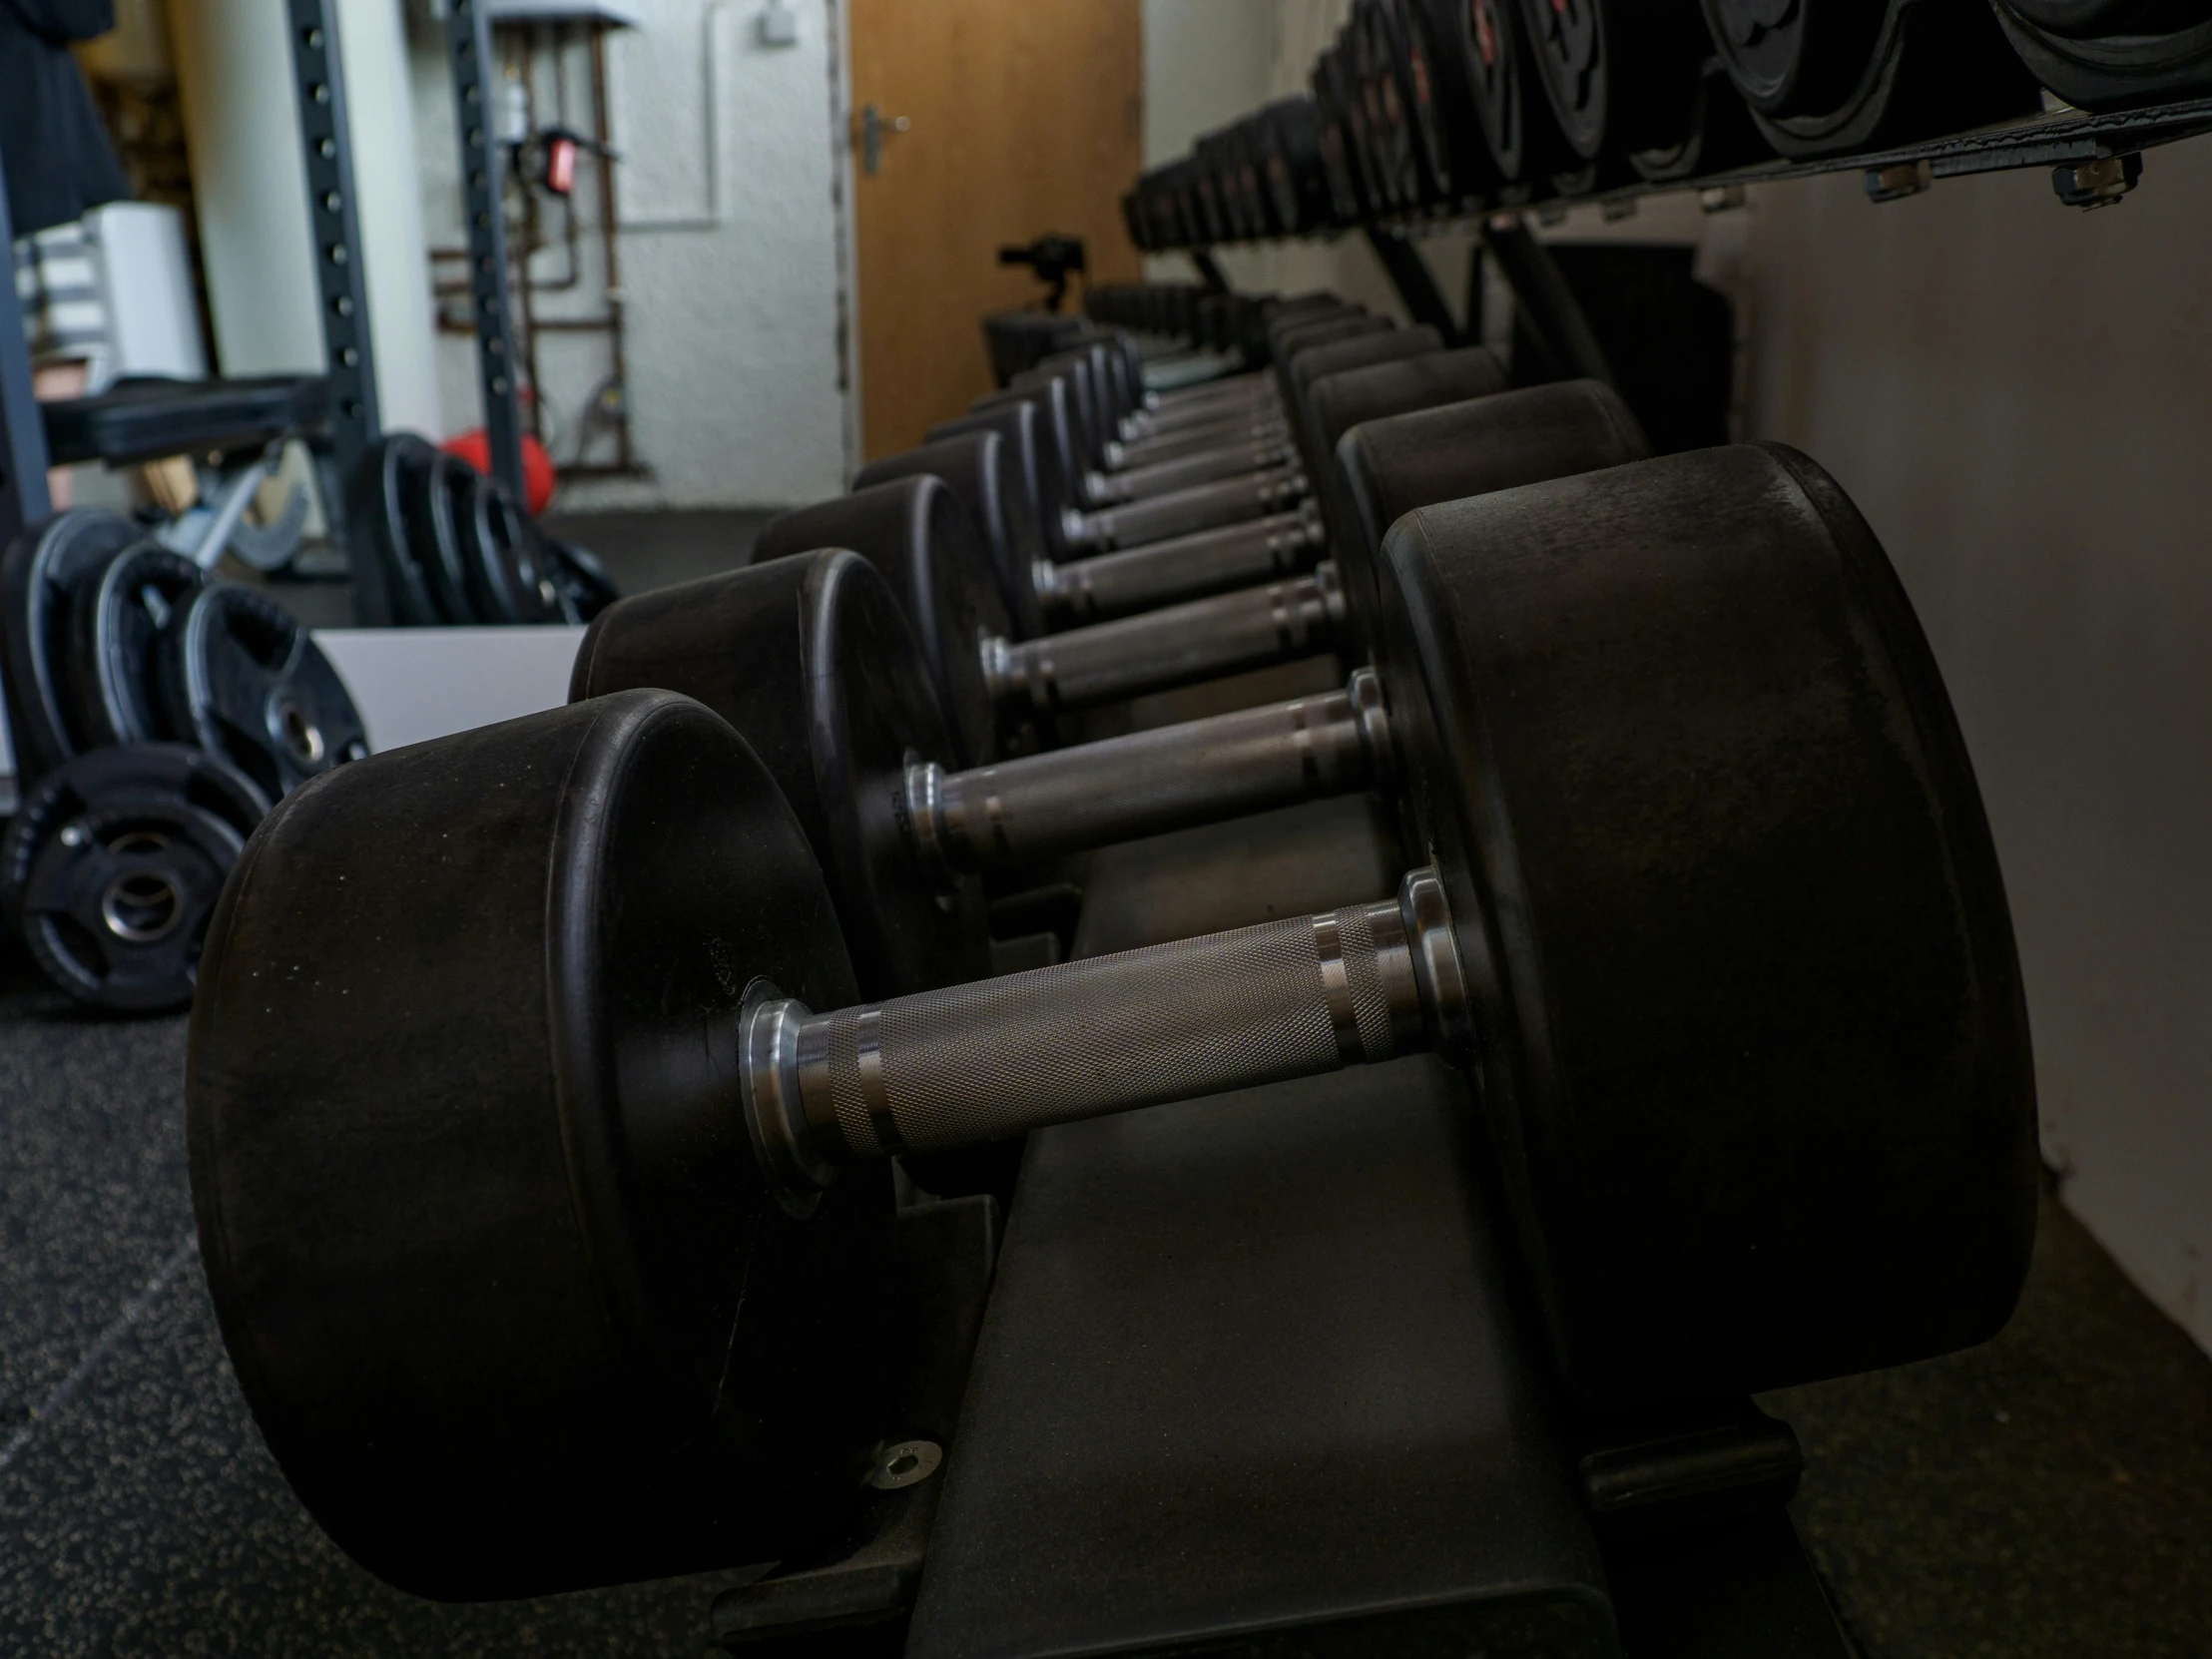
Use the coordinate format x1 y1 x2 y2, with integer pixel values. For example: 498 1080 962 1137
904 669 1389 874
1063 466 1308 553
742 867 1468 1192
1102 411 1291 473
1034 506 1325 622
1083 436 1301 507
983 562 1345 714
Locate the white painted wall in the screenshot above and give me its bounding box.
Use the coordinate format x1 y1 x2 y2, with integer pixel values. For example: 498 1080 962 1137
406 0 854 509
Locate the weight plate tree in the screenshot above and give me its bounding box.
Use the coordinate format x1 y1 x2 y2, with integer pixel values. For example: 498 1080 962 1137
188 444 2035 1601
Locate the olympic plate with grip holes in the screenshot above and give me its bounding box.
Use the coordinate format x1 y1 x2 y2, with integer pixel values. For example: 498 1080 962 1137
450 469 567 624
70 539 211 747
0 509 148 778
1 743 269 1012
157 585 369 801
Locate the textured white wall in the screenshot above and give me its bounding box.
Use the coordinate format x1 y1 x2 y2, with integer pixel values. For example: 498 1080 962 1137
408 0 854 508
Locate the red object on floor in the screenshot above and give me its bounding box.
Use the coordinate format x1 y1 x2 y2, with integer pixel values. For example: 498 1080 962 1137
441 430 557 515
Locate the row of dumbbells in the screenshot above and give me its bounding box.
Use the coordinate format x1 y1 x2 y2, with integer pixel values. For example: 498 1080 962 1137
183 282 2037 1601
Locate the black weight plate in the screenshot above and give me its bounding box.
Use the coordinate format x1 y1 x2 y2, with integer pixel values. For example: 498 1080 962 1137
446 469 567 625
187 690 893 1598
1731 0 2040 158
158 585 369 801
751 476 1010 769
0 509 146 780
571 550 990 999
1373 442 2036 1409
1380 0 1457 198
544 537 619 623
1337 378 1648 661
344 433 443 626
1987 0 2212 111
2 742 267 1012
855 431 1046 639
404 450 482 623
70 539 210 747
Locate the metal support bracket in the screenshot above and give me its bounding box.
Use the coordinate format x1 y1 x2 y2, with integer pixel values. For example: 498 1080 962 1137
1478 215 1616 388
1364 227 1461 345
446 0 527 501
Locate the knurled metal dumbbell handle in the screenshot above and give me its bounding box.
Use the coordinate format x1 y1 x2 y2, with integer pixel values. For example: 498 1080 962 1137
1139 372 1277 419
1123 384 1280 442
742 868 1468 1190
1063 466 1309 553
905 669 1388 872
1034 507 1325 623
1084 437 1301 507
1103 411 1291 473
983 562 1345 714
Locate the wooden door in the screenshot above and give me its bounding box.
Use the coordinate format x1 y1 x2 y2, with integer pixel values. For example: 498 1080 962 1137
848 0 1144 461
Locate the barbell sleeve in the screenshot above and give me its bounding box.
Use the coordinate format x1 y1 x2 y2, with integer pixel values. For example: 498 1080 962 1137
982 562 1346 714
1033 507 1326 622
741 868 1467 1187
904 669 1389 872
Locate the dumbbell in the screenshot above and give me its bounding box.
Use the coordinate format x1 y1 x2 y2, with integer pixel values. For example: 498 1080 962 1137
187 442 2037 1602
1020 326 1472 629
770 368 1625 765
584 385 1834 1007
944 370 1635 739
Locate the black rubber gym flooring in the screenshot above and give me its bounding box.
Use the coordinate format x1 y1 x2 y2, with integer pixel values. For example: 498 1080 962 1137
4 958 2209 1656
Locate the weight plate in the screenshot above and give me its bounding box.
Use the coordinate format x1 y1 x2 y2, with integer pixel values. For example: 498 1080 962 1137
70 539 210 747
751 476 1010 769
449 468 567 625
188 691 893 1598
0 509 146 780
1338 379 1648 662
158 585 369 801
1990 5 2212 110
854 431 1046 639
543 537 619 623
345 433 445 626
1729 0 2039 158
406 450 483 624
2 742 268 1012
1373 442 2036 1407
571 549 991 999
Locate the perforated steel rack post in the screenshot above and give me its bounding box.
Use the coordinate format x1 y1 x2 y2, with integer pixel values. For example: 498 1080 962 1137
0 157 53 548
445 0 528 501
284 0 379 492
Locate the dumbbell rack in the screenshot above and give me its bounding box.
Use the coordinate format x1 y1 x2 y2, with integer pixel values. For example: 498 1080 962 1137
1140 91 2212 376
